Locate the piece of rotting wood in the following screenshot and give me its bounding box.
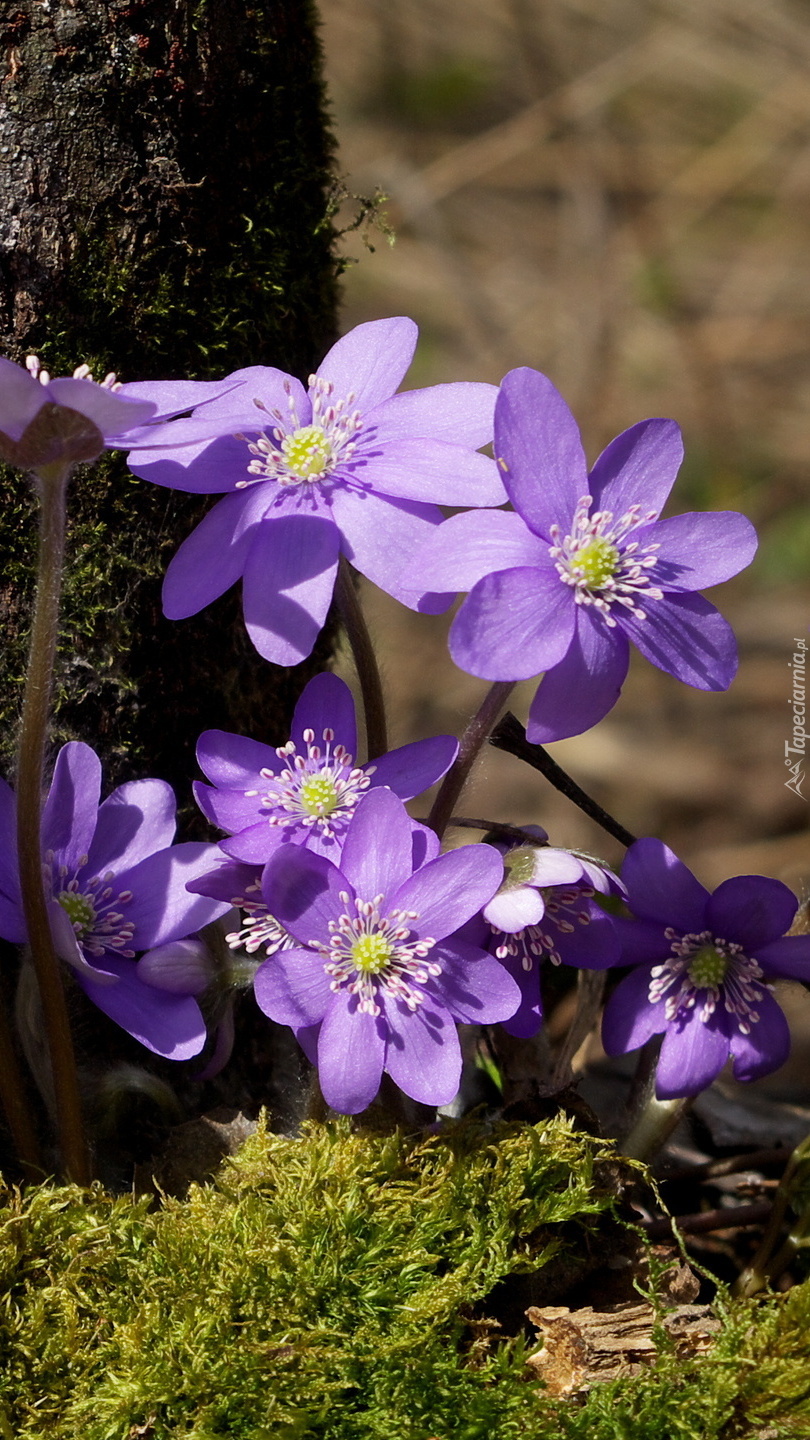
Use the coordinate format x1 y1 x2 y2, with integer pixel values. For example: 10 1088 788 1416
526 1300 722 1396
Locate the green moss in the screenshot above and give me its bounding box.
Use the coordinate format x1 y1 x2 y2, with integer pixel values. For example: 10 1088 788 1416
0 1116 807 1439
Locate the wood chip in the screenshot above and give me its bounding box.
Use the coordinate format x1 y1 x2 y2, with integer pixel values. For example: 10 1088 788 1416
526 1300 721 1395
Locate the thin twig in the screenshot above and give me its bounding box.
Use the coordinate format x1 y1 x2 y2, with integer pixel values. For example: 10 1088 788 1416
489 712 637 848
428 682 515 841
334 557 388 761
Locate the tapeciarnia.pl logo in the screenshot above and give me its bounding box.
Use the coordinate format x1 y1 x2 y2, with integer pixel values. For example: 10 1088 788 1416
785 636 808 800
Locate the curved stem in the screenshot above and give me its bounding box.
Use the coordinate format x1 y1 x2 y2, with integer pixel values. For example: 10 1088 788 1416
334 557 388 761
428 681 516 841
16 466 90 1184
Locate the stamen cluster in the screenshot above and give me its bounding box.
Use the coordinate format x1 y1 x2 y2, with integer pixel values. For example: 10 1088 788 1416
252 725 373 837
319 891 439 1017
549 496 663 626
239 376 364 488
649 927 766 1033
45 852 136 958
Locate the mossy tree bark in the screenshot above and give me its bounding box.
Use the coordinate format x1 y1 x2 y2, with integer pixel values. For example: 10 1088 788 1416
0 0 340 808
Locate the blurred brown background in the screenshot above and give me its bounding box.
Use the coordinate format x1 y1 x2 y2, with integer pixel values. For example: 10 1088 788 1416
321 0 810 910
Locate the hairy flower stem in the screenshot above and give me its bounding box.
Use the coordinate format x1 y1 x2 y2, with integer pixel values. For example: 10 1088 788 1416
428 681 515 841
335 557 388 761
17 465 90 1184
489 712 637 849
734 1133 810 1297
620 1086 691 1162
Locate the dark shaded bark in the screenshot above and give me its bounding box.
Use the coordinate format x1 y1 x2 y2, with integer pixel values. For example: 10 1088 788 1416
0 0 340 807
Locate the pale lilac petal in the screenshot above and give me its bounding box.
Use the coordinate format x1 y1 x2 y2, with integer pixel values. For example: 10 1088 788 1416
329 486 446 608
406 509 550 596
494 368 587 536
730 991 791 1083
119 843 230 949
635 511 757 592
382 995 461 1105
253 947 332 1028
525 611 628 742
0 359 46 439
186 858 257 903
656 1011 731 1098
129 434 257 493
42 743 102 871
316 318 417 412
588 419 683 518
339 789 415 899
392 843 503 942
450 565 575 681
85 779 176 877
483 886 545 933
196 729 279 789
370 381 497 448
117 376 248 420
262 845 348 945
78 957 206 1059
367 735 458 798
193 783 266 836
601 966 668 1054
622 839 709 931
242 515 340 665
707 875 797 951
527 848 588 886
46 377 155 435
433 942 522 1023
290 672 358 756
354 440 505 506
318 991 386 1113
162 485 272 619
618 592 738 691
750 936 810 981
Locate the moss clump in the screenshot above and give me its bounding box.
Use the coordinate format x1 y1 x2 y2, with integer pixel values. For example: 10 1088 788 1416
0 1115 808 1439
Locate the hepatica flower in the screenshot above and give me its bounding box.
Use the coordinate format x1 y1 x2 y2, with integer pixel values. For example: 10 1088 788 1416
0 353 237 475
126 318 506 665
253 788 521 1113
0 743 229 1058
410 367 757 741
195 671 458 863
602 838 810 1097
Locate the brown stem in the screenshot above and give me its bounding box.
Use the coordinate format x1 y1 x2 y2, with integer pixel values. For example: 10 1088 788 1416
335 557 388 761
428 681 516 841
16 465 90 1184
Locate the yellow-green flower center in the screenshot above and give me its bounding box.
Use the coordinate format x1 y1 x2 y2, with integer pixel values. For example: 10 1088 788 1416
351 933 393 974
575 536 620 589
280 425 333 479
298 773 341 817
687 945 729 989
57 890 96 935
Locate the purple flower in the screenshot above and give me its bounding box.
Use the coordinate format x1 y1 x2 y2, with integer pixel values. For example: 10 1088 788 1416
0 354 238 473
601 838 810 1097
0 743 229 1058
409 368 757 741
471 830 621 1037
253 788 521 1112
126 318 506 664
194 670 459 863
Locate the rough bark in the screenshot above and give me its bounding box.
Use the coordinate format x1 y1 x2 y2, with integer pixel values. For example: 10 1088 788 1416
0 0 340 808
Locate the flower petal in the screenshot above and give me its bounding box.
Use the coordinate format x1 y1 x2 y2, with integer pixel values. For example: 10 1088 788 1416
729 991 791 1083
340 789 415 900
618 592 738 691
253 947 332 1028
291 672 359 756
588 418 683 518
382 994 461 1105
317 318 417 412
330 486 447 609
495 367 588 536
0 359 46 440
367 735 458 798
353 439 505 506
221 823 287 865
622 838 709 931
318 991 386 1113
85 779 176 878
406 509 550 596
601 965 668 1054
162 486 271 619
42 743 102 872
196 729 279 789
370 381 497 448
392 842 503 942
750 935 810 981
450 564 575 680
119 843 231 949
483 886 545 933
262 845 349 945
433 941 522 1024
77 957 206 1059
707 875 798 951
656 1010 731 1098
635 511 757 592
242 514 340 665
525 611 629 742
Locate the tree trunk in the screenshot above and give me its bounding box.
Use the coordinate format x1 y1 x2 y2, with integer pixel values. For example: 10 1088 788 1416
0 0 340 807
